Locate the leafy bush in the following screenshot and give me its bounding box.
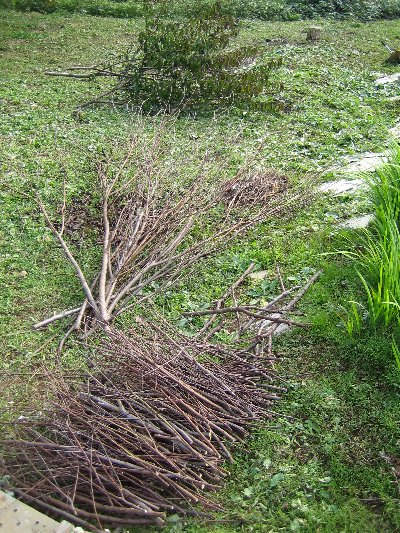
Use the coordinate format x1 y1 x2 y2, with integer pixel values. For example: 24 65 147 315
14 0 56 12
179 0 299 20
344 147 400 369
289 0 400 19
58 1 281 113
4 0 400 19
58 0 142 17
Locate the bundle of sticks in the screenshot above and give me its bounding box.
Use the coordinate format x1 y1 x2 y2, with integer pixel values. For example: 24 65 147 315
1 319 284 532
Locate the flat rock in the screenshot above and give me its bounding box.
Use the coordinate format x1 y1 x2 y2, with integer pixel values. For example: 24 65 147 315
341 214 374 229
319 178 366 195
375 72 400 85
389 122 400 138
0 490 86 533
272 322 291 336
248 270 268 281
259 313 291 336
343 152 387 173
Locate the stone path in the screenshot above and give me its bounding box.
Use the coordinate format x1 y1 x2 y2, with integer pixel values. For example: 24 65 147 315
375 72 400 85
340 214 374 229
319 178 366 196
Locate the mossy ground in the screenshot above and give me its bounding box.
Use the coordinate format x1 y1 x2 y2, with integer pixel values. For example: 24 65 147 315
0 9 399 532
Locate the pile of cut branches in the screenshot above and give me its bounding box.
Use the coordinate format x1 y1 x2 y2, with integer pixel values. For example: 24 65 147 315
1 265 321 530
1 319 282 531
32 129 305 354
1 126 321 531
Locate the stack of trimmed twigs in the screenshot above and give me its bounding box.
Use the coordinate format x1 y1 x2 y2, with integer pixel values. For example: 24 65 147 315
1 320 283 532
184 267 322 356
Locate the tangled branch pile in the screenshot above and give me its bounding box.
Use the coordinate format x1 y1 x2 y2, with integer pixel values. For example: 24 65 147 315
46 1 281 112
221 169 288 209
32 128 303 353
2 319 283 531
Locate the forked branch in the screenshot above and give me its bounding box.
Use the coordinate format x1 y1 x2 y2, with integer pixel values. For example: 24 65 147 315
32 130 310 352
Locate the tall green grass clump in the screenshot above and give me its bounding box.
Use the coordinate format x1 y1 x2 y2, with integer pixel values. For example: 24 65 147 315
345 146 400 369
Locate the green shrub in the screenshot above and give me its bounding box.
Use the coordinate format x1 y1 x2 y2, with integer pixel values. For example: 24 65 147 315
231 0 299 20
4 0 400 19
62 1 281 113
14 0 57 12
180 0 299 20
58 0 142 17
289 0 400 19
380 0 400 18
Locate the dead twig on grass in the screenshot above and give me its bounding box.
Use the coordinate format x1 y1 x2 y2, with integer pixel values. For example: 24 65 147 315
184 268 322 356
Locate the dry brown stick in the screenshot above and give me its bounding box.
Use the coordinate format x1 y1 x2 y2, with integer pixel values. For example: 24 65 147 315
45 71 99 79
59 175 67 237
11 488 103 533
196 263 255 337
183 307 307 327
231 287 242 340
239 286 300 335
276 263 285 292
203 321 225 342
250 270 323 354
98 164 111 322
32 307 82 330
283 270 322 311
56 322 76 360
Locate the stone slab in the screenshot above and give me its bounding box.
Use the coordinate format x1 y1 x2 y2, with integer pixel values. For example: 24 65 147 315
375 72 400 85
341 214 374 229
343 152 387 173
319 178 366 196
389 122 400 138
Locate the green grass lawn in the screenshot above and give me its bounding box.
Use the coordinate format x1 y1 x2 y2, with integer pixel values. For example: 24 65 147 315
0 8 399 532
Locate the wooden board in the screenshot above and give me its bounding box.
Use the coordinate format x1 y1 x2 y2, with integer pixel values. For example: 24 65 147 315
0 491 82 533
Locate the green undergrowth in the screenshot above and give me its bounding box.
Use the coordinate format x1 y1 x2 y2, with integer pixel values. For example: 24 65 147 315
340 148 400 369
1 8 399 531
3 0 400 20
137 262 400 533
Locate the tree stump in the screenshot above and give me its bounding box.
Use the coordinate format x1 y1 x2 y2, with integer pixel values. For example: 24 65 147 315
306 27 322 42
385 49 400 64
